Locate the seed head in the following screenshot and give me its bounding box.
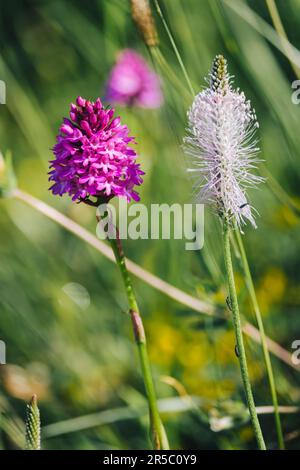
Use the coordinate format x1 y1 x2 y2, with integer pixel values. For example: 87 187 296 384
105 49 163 109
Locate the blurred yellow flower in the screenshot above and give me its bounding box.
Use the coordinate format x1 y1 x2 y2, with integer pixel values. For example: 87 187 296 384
257 267 286 314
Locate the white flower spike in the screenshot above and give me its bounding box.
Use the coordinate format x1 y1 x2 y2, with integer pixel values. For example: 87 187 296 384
184 55 263 230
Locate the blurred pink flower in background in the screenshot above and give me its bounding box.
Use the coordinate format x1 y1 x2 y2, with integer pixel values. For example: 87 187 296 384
105 49 163 108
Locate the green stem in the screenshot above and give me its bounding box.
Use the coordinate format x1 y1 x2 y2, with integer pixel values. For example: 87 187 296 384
234 226 284 449
222 219 266 450
108 227 169 450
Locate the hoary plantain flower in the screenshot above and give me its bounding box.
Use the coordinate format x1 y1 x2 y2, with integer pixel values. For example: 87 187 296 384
184 55 263 230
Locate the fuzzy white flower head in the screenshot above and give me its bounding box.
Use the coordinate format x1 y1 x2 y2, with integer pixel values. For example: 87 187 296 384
184 55 263 230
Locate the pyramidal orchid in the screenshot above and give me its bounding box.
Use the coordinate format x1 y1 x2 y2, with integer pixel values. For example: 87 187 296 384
105 49 163 109
48 96 169 450
184 55 263 230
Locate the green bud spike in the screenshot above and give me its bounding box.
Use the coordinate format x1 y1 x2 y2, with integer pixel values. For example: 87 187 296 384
25 394 41 450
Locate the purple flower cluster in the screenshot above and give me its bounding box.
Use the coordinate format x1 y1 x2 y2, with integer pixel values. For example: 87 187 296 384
105 49 163 108
49 96 144 203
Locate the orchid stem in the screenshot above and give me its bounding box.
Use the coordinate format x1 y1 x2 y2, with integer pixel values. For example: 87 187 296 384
107 224 169 450
222 219 266 450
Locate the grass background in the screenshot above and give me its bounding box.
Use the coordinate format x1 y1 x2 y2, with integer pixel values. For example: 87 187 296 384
0 0 299 449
